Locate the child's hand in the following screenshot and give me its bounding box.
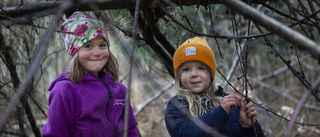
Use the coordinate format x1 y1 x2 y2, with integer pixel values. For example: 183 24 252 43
240 97 257 127
221 94 242 114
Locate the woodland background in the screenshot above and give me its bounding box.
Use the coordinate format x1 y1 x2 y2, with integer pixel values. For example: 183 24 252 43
1 0 320 137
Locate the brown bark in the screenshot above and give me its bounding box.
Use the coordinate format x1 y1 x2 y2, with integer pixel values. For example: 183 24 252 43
0 0 275 20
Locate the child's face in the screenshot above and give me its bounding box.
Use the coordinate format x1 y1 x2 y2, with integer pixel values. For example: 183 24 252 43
77 37 109 76
180 61 211 94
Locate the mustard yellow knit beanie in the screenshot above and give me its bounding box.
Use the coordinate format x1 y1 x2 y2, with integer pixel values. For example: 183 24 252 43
173 37 216 76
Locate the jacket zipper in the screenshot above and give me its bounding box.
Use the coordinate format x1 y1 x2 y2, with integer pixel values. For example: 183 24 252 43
105 84 117 137
97 73 117 137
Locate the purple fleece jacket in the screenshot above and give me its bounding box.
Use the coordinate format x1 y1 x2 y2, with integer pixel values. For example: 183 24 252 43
42 71 139 137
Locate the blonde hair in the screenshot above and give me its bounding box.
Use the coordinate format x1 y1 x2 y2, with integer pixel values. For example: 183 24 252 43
67 42 119 83
175 62 221 118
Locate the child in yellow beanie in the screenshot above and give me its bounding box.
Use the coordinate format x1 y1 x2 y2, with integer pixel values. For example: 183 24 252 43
165 37 264 136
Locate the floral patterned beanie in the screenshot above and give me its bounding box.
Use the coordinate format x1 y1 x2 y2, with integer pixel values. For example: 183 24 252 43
61 11 108 56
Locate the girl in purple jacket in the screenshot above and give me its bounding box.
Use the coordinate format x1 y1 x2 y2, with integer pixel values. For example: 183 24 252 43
165 37 264 136
42 11 139 137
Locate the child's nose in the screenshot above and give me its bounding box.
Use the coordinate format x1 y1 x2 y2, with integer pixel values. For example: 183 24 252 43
191 69 198 77
92 47 102 55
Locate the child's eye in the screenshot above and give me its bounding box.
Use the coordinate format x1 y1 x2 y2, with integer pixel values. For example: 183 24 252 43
198 66 205 70
182 68 190 71
99 44 107 47
84 44 92 48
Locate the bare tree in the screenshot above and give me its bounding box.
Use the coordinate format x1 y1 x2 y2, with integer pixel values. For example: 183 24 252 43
1 0 320 136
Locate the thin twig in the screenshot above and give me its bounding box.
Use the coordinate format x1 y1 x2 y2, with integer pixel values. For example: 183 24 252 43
0 0 73 133
286 76 320 137
123 0 141 136
134 80 174 116
217 69 320 127
219 0 320 62
252 78 320 111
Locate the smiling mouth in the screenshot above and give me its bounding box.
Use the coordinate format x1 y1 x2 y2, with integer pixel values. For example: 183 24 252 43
90 59 103 61
191 81 201 84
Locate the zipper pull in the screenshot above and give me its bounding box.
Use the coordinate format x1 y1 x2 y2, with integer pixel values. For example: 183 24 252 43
109 91 113 98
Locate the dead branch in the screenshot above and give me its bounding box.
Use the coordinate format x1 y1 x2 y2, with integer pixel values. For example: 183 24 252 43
286 76 320 136
252 18 320 101
132 9 174 77
0 0 275 20
219 0 320 61
222 4 260 88
0 0 73 134
124 0 142 136
160 0 273 40
134 80 174 116
217 69 320 127
286 91 311 137
258 55 311 81
0 25 40 136
252 78 320 111
144 8 176 56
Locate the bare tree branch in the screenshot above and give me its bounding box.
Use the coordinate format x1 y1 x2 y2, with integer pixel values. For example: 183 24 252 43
286 76 320 136
222 3 259 88
258 55 311 81
124 0 142 136
252 79 320 111
218 0 320 61
0 24 40 136
144 8 176 56
134 80 174 116
0 0 276 20
286 91 311 137
160 0 273 40
134 9 174 77
0 0 73 133
217 69 320 127
1 0 319 136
